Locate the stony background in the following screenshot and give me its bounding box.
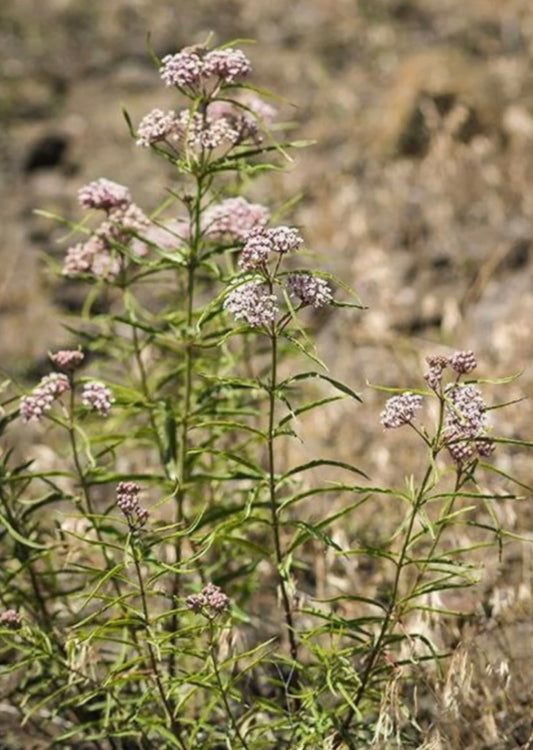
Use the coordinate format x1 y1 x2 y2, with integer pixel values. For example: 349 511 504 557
2 1 533 746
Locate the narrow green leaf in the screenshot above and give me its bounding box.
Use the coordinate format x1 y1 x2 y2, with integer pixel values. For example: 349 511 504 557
279 459 368 483
0 510 47 550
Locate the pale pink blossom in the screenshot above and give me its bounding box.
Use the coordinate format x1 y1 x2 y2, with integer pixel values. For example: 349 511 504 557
82 381 114 417
224 281 278 327
136 108 181 147
78 179 131 211
203 198 269 243
50 349 85 373
287 274 332 308
381 392 423 429
116 481 149 526
20 373 70 423
448 350 477 375
186 583 230 617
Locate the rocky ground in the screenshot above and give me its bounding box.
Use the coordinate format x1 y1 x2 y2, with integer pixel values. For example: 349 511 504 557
2 0 533 747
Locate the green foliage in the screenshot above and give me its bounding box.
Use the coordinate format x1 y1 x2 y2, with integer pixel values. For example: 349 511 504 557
0 39 530 750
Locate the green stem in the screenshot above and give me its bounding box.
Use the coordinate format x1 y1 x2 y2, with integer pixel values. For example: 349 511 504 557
333 462 435 747
209 620 250 750
131 323 168 472
130 534 187 750
267 328 300 704
66 383 140 647
168 172 204 679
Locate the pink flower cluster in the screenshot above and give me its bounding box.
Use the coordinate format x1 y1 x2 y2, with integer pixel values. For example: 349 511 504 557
136 108 181 147
381 392 423 429
203 197 270 242
137 100 275 155
160 46 251 92
81 381 114 416
424 350 478 392
78 179 131 210
443 382 493 464
383 351 495 465
20 373 70 423
186 582 230 618
288 273 333 308
64 179 150 279
223 223 333 326
0 609 22 630
239 226 303 271
49 349 85 373
116 481 149 527
224 281 278 327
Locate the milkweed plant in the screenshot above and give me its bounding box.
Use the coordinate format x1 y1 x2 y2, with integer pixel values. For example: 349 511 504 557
0 39 530 750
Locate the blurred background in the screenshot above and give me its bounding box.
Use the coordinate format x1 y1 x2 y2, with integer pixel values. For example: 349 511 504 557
2 1 533 744
2 0 533 478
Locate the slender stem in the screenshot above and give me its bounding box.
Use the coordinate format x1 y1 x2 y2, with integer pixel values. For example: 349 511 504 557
130 535 187 750
131 323 168 472
333 462 435 747
209 620 250 750
267 328 300 703
168 172 204 678
20 631 152 750
411 469 464 595
66 383 140 647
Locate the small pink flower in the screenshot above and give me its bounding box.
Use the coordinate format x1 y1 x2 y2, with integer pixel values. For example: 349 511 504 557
98 203 150 245
287 274 332 308
20 373 70 423
50 349 85 373
224 281 278 327
448 350 477 375
204 198 269 243
424 354 449 392
381 392 423 429
78 179 131 211
160 46 251 91
160 49 204 89
0 610 22 630
82 381 114 416
267 226 304 254
203 48 251 83
116 481 149 526
238 227 273 270
63 236 119 280
136 109 181 147
186 583 230 618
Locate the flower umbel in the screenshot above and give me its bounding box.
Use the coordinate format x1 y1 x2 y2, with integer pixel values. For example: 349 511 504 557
0 610 22 630
449 349 477 375
81 381 114 416
381 392 423 429
224 281 278 327
203 198 270 242
136 109 181 147
288 273 332 308
20 373 70 423
50 349 85 373
78 179 131 211
186 583 230 618
116 481 149 527
160 46 251 92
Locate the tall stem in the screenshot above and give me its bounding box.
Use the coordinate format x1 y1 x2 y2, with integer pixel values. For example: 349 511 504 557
333 462 435 747
209 620 251 750
168 172 204 678
131 535 187 750
267 328 300 703
66 384 140 647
